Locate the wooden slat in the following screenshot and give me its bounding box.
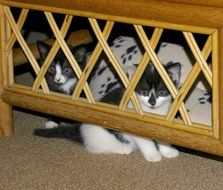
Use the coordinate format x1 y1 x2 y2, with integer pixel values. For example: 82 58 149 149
45 12 95 103
166 36 212 122
212 30 219 138
4 6 49 93
0 5 13 136
72 21 114 100
32 14 73 92
119 28 163 111
183 32 212 86
13 29 93 66
3 86 223 157
135 25 192 125
89 18 143 114
0 0 222 157
156 0 223 8
218 27 223 143
0 0 222 30
6 9 28 58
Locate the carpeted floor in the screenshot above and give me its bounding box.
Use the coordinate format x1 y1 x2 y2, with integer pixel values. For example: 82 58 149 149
1 73 223 190
1 109 223 190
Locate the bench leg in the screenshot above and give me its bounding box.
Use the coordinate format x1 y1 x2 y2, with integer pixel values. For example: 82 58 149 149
0 99 13 136
0 5 13 136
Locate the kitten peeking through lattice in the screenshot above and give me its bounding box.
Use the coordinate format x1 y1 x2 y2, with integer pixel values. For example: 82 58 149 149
35 36 180 162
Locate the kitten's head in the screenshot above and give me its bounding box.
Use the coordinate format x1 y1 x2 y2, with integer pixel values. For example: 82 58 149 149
136 62 181 109
37 41 87 93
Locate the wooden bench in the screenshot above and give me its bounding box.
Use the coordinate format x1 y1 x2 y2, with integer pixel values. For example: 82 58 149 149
0 0 223 157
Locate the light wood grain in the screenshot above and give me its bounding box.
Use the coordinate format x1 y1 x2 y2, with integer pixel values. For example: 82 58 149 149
3 86 223 157
156 0 223 8
0 0 222 157
0 0 222 30
212 31 219 138
218 28 223 143
0 5 13 136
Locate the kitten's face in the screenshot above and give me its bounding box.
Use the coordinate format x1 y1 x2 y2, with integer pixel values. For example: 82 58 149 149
37 42 87 93
139 85 171 109
46 59 74 87
136 62 181 109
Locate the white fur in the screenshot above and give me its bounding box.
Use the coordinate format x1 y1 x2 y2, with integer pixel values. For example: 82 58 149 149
54 62 77 94
185 88 211 126
80 124 134 155
139 95 172 114
45 36 197 161
80 92 179 162
80 36 180 162
157 142 179 158
61 78 77 94
55 63 66 84
45 121 58 128
80 122 179 162
44 36 210 161
90 36 143 101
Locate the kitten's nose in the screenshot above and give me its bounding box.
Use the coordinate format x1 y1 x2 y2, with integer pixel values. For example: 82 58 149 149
55 78 60 82
54 77 62 84
149 94 156 106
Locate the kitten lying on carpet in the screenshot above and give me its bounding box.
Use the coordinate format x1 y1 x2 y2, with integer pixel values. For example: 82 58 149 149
34 37 181 162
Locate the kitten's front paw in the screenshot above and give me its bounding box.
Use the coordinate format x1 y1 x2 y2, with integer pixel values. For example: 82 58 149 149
45 121 59 129
159 146 179 159
122 145 133 155
143 151 162 162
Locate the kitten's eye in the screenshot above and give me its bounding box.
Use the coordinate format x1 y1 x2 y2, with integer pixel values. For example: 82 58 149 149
63 67 71 74
48 66 55 74
141 90 149 96
159 90 167 96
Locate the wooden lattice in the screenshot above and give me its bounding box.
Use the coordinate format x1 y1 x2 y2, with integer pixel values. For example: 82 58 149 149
0 0 222 157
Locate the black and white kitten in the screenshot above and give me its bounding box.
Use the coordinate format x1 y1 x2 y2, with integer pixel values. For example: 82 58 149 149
37 41 87 128
34 61 181 162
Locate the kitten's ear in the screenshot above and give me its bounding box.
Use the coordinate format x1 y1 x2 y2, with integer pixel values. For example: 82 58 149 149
37 41 51 63
165 62 181 87
72 45 87 64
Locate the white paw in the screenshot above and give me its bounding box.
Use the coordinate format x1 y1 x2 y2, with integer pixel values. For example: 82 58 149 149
45 121 58 129
122 145 133 155
143 151 162 162
159 147 179 158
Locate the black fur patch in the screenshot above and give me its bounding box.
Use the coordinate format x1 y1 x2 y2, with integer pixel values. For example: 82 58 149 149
34 125 82 143
198 92 212 104
161 43 168 47
105 81 119 93
122 58 126 64
128 55 132 61
107 129 129 144
126 45 137 54
97 67 107 75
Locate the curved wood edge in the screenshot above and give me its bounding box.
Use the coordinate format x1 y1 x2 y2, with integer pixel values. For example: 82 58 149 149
2 86 223 157
0 0 223 28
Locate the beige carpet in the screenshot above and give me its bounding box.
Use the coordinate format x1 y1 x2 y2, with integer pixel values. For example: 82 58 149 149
1 72 223 189
0 109 223 190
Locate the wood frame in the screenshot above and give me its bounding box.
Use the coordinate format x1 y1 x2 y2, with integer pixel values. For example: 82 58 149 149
0 0 223 157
